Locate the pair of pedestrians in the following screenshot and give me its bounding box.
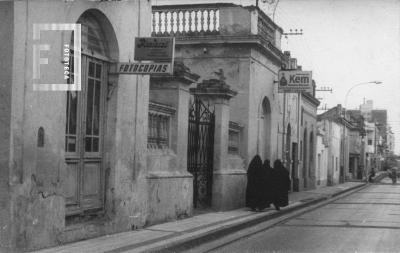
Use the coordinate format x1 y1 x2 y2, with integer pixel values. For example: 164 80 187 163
245 155 291 211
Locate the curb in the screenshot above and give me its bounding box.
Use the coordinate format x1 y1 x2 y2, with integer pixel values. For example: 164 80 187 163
144 183 367 253
331 182 367 197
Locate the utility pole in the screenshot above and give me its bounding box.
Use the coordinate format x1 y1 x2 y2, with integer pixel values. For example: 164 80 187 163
283 29 303 40
283 29 303 36
317 104 330 111
316 87 333 93
316 87 332 111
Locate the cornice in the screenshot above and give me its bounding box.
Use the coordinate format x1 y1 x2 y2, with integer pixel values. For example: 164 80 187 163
174 34 284 66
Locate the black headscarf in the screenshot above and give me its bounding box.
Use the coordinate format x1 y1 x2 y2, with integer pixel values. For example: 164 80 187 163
261 159 273 207
263 159 271 169
272 159 291 207
273 159 285 171
246 155 263 209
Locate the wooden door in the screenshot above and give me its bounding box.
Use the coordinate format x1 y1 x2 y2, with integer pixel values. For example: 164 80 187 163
292 143 299 191
64 55 107 215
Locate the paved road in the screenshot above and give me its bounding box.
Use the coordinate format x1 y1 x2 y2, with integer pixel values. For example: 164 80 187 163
194 178 400 253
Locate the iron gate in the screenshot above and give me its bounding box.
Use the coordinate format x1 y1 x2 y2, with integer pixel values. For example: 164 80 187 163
187 98 215 208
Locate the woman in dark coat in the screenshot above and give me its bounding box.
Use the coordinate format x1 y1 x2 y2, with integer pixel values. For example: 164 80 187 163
246 155 264 211
259 159 273 209
271 159 291 210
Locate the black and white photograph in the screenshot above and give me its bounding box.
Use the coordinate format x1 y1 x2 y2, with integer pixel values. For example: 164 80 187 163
0 0 399 252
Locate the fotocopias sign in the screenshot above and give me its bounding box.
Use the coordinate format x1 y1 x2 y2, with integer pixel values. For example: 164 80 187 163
278 70 313 93
112 37 175 75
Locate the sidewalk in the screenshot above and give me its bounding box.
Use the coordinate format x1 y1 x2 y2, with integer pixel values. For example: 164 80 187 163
33 181 366 253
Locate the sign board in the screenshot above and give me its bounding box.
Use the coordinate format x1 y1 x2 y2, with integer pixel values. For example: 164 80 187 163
134 37 175 61
278 70 312 93
111 62 172 75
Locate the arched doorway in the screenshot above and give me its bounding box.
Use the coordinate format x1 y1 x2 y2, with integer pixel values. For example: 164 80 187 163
286 124 292 191
285 124 291 172
64 10 118 216
303 128 308 188
309 131 314 179
261 97 272 160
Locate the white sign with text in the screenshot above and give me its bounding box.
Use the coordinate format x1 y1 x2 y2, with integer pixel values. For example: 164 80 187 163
278 70 312 93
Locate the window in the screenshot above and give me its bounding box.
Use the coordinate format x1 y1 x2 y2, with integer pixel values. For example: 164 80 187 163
368 139 373 145
148 102 175 149
300 141 303 160
228 121 242 154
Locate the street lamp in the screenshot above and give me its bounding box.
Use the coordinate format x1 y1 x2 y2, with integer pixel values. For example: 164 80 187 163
343 81 382 118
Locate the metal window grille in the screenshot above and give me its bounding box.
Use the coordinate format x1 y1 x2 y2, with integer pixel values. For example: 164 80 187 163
228 121 242 155
147 102 175 149
148 113 170 149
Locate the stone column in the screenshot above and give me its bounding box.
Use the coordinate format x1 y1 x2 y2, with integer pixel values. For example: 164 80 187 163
147 62 199 224
191 79 246 211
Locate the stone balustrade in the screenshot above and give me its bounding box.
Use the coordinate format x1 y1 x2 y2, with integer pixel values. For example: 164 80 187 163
152 5 220 36
151 4 281 49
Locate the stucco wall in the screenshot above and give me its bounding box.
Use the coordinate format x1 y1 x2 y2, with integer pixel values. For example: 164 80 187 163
316 134 328 188
0 1 14 249
248 49 281 164
327 121 341 185
176 45 252 162
297 97 318 190
5 1 152 250
219 6 252 36
146 79 194 224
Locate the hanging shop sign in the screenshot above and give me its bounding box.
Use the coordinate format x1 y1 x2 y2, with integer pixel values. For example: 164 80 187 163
278 70 313 93
134 37 175 61
110 62 172 75
109 37 175 75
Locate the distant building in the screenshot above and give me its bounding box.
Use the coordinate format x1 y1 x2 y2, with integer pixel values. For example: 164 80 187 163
316 123 329 187
348 99 390 171
317 106 345 185
387 127 395 154
317 105 365 184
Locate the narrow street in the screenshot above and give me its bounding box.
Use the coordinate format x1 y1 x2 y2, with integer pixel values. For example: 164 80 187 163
1 1 399 252
192 178 400 253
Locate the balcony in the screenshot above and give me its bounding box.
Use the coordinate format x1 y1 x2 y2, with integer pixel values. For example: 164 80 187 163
152 4 220 36
152 3 284 61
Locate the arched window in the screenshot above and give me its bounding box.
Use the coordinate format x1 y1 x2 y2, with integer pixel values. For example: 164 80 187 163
286 124 291 169
303 129 307 178
261 97 272 159
64 10 117 217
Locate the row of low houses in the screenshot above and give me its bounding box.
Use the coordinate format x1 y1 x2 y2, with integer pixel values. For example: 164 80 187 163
315 100 394 188
0 1 394 251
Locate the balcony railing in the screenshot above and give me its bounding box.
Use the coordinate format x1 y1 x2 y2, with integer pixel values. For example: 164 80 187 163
152 5 220 36
151 4 283 60
257 14 276 44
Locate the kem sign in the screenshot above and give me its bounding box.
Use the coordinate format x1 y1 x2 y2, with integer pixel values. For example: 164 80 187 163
278 70 313 93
